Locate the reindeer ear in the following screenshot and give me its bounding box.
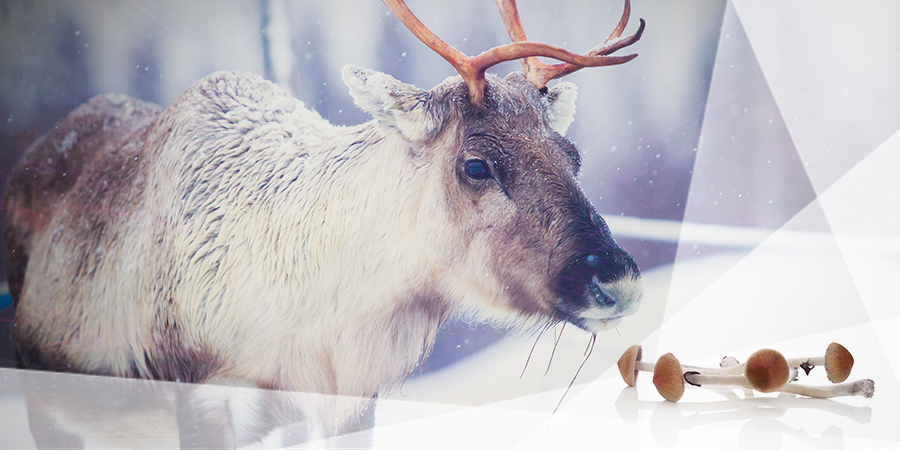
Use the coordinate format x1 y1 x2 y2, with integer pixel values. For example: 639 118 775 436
546 82 577 135
342 64 442 142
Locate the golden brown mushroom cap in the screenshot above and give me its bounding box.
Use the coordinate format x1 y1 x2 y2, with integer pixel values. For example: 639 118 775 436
653 353 684 402
617 345 643 386
825 342 854 383
745 349 790 393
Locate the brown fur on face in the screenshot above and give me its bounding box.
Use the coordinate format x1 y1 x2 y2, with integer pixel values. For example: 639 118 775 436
438 73 639 328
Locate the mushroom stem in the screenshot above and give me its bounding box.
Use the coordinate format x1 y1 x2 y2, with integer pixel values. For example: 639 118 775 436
681 363 745 375
635 360 655 372
704 356 826 375
616 344 744 386
627 360 746 377
788 356 824 368
716 357 823 372
684 372 875 399
779 379 874 398
683 372 752 389
631 361 744 376
791 343 854 382
684 348 791 393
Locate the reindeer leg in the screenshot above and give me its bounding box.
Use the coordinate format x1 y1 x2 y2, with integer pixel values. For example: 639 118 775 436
327 395 377 448
175 383 237 450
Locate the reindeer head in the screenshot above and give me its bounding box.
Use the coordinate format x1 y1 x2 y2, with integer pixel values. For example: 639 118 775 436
341 0 643 334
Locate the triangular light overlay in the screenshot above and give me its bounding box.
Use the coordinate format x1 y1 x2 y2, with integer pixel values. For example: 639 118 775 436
733 0 900 195
817 128 900 378
737 0 900 383
666 1 818 322
817 129 900 320
658 196 871 361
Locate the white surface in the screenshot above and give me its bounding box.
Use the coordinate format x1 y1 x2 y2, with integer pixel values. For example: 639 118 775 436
1 244 896 448
372 250 898 449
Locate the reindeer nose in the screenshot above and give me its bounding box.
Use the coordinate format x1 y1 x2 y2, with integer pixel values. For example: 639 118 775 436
588 280 615 308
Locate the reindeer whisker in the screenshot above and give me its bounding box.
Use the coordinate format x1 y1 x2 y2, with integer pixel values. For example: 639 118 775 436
521 321 553 379
545 321 567 375
553 333 597 415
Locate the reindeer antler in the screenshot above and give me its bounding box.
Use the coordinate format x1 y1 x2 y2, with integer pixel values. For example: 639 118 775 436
496 0 645 89
381 0 644 106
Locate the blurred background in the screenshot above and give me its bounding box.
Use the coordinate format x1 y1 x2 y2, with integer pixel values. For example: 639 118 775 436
0 0 727 268
0 0 726 370
1 0 898 381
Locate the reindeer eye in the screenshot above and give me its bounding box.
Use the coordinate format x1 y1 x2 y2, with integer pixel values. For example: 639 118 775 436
464 158 491 180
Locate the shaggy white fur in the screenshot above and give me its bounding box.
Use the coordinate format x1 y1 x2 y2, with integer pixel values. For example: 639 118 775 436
8 65 641 434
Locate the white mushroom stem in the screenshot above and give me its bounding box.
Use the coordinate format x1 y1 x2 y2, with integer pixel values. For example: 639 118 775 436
718 342 854 383
684 373 874 398
683 372 756 389
778 379 874 398
619 346 840 390
778 357 825 377
722 357 800 382
789 356 824 368
705 357 822 374
681 363 745 375
632 361 744 375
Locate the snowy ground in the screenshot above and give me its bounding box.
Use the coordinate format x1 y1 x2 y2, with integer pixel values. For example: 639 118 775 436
1 237 897 448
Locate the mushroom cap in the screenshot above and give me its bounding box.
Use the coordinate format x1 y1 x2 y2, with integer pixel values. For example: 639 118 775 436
825 342 854 383
653 353 684 402
720 356 740 368
617 345 643 386
745 348 790 393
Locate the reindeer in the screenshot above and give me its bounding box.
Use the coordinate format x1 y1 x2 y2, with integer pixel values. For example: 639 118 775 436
4 0 644 440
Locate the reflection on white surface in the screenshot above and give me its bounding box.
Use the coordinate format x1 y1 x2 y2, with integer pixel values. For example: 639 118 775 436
0 368 376 449
372 247 898 449
616 386 871 448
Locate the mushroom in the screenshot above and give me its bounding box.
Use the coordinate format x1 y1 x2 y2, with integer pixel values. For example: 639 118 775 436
617 345 655 386
653 353 685 402
684 349 791 393
745 348 792 392
792 342 854 383
617 345 743 387
615 347 684 401
719 356 740 368
685 349 874 399
712 343 854 383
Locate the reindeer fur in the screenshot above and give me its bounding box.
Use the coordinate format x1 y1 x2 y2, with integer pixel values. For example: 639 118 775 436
4 66 641 429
